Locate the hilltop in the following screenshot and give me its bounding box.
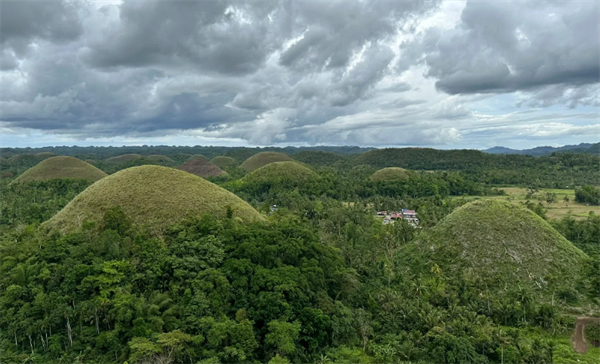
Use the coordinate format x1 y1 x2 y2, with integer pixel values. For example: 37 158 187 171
410 200 590 298
11 156 107 184
243 161 317 186
179 159 227 178
370 167 411 181
187 154 209 161
146 155 175 164
44 165 262 234
105 154 143 163
240 152 294 172
211 156 237 169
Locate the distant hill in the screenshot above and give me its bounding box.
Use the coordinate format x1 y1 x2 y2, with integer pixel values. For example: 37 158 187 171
12 156 107 184
240 152 294 172
483 143 597 156
44 165 262 235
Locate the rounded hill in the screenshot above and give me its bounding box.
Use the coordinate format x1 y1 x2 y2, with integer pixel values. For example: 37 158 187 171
179 159 227 178
211 156 237 169
187 154 209 162
106 154 142 163
147 155 175 164
243 161 317 185
412 200 589 297
44 165 263 234
240 152 294 172
11 156 108 184
370 167 410 181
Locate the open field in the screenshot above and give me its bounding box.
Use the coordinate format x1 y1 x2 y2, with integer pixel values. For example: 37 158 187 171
452 187 600 219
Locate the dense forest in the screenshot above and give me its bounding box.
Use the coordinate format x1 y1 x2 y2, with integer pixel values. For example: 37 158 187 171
1 146 599 364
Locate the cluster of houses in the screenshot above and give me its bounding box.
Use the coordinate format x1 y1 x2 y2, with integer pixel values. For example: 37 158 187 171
376 209 420 226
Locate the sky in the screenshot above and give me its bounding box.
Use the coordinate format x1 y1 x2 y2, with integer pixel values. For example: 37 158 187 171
0 0 598 150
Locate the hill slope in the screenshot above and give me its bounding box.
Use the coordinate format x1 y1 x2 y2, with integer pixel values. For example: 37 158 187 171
240 152 294 172
44 165 262 234
179 159 227 178
11 156 107 184
106 154 143 163
370 167 410 181
243 161 317 185
412 200 589 297
210 156 237 169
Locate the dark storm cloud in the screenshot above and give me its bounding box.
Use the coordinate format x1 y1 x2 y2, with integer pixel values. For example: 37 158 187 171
0 0 83 60
410 1 599 95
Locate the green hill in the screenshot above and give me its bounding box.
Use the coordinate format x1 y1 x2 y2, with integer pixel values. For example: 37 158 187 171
211 156 237 169
411 200 590 298
243 161 317 186
106 154 143 163
292 151 350 167
354 148 496 170
370 167 411 181
240 152 294 172
147 155 175 164
11 156 108 184
44 165 261 234
179 159 227 178
187 154 209 162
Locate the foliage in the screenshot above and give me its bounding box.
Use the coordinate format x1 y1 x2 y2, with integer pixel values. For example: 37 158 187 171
575 185 600 205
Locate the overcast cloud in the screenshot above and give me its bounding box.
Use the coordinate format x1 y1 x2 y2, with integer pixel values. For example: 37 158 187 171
1 0 598 149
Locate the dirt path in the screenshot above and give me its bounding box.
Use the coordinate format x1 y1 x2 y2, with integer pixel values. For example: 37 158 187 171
572 316 600 354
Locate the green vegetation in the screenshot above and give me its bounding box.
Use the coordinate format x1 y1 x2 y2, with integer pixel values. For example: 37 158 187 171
240 152 294 172
105 154 143 163
44 165 262 234
179 158 227 178
211 156 238 169
187 154 209 161
0 145 598 364
412 200 591 299
575 185 600 205
370 167 411 181
146 155 175 164
11 156 107 185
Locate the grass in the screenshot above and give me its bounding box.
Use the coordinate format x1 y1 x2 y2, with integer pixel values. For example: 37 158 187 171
179 159 227 178
451 187 600 219
242 161 317 185
415 200 590 298
187 154 209 161
147 155 175 164
11 156 107 184
44 165 262 235
370 167 410 181
240 152 294 172
552 335 600 364
105 154 143 163
211 156 238 169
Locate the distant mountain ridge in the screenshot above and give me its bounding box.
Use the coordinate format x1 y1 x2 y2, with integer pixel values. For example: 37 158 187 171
483 143 599 156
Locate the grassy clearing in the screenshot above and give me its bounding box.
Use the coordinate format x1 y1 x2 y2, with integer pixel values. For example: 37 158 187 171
44 165 262 235
240 152 294 172
370 167 411 181
451 187 600 219
11 156 107 184
416 200 590 298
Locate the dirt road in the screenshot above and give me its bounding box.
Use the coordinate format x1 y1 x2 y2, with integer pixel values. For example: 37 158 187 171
572 316 600 354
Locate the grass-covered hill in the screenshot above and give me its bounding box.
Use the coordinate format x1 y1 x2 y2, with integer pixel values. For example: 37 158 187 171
210 156 237 169
240 152 294 172
370 167 411 181
146 155 175 164
179 159 227 178
242 161 317 186
11 156 108 184
105 154 143 163
410 200 590 299
187 154 209 161
292 151 350 167
44 165 262 234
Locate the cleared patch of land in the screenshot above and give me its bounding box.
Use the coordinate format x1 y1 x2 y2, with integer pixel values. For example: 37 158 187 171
451 187 599 219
